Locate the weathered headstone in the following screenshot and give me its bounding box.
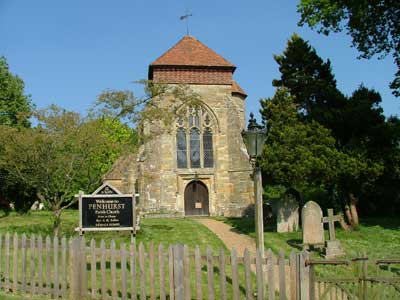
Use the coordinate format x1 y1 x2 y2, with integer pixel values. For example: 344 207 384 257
322 208 345 258
30 201 40 211
277 193 299 233
30 201 44 211
302 201 324 245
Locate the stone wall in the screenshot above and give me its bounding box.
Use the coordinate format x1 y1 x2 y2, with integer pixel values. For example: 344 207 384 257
104 83 254 217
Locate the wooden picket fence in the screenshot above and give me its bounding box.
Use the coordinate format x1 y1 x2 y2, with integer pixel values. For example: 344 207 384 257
0 232 311 300
308 257 400 300
2 233 398 300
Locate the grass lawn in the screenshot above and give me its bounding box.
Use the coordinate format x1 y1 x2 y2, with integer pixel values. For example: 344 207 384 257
217 216 400 289
217 216 400 258
0 295 44 300
0 210 225 251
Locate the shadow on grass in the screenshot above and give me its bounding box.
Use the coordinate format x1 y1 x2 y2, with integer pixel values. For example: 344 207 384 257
4 224 53 236
286 239 303 251
145 224 174 231
358 217 400 230
379 264 400 276
221 217 277 236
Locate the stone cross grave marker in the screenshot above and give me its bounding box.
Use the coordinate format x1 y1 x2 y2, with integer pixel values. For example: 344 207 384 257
301 201 324 246
322 208 341 241
322 208 344 258
277 193 299 233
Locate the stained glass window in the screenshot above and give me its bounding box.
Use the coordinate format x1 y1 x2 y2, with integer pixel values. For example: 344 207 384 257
203 129 214 168
176 107 214 169
189 115 193 127
176 128 187 168
190 128 201 168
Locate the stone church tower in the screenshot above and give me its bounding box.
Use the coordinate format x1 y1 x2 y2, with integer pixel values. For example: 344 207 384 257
105 36 254 217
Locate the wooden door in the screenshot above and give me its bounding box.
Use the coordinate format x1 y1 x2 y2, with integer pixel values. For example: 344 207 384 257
184 181 209 216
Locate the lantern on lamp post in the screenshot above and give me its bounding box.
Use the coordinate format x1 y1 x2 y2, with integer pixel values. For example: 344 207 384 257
242 112 267 256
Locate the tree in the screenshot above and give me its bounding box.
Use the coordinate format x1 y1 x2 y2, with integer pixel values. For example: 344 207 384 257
260 88 342 193
260 88 384 226
272 34 347 140
342 88 400 217
297 0 400 96
341 85 386 150
92 81 203 129
0 106 136 235
0 57 33 127
369 116 400 216
271 35 391 223
0 81 203 234
0 57 34 213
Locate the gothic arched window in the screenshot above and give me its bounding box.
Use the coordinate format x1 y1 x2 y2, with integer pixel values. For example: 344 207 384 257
176 107 214 169
203 128 213 168
190 128 201 168
176 128 187 168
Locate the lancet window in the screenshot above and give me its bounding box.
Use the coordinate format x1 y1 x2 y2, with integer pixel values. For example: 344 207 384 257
176 107 214 169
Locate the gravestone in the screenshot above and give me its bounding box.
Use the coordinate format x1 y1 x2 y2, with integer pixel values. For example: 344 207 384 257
302 201 324 245
30 201 45 211
277 193 299 233
322 208 345 258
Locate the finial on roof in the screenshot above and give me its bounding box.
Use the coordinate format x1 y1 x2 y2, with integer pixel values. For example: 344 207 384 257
180 10 193 35
248 112 259 130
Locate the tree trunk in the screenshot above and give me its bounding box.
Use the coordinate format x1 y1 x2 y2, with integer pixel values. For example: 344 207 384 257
349 193 359 226
53 208 62 237
338 212 350 231
344 204 353 226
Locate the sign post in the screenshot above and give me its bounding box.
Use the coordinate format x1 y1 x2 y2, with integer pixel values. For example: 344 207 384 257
76 183 137 237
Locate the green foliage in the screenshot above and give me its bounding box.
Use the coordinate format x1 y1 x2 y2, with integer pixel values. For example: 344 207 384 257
297 0 400 96
359 116 400 215
0 57 33 127
93 81 204 134
260 88 342 190
0 106 136 233
267 35 398 216
0 57 35 213
0 80 206 232
272 34 347 139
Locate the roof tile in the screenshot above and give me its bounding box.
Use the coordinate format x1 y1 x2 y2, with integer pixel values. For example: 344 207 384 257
232 80 247 97
150 36 235 68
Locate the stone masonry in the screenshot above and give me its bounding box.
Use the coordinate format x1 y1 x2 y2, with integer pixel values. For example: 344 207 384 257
104 36 254 217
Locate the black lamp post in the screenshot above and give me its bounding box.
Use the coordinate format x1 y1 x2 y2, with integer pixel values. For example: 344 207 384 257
242 112 267 255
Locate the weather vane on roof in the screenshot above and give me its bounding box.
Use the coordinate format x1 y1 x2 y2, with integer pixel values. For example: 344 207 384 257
180 10 193 35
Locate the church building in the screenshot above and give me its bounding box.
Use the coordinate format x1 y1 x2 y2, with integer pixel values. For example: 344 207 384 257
104 36 254 217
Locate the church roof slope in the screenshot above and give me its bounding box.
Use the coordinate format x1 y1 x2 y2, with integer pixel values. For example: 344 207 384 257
232 80 247 97
150 35 235 68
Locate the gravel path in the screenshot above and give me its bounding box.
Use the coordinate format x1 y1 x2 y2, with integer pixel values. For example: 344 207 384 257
195 218 256 256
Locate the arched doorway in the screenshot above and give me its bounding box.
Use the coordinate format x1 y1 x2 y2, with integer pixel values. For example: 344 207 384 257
184 181 209 216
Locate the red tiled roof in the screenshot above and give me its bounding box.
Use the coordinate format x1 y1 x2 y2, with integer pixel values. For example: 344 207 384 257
150 36 235 68
232 80 247 97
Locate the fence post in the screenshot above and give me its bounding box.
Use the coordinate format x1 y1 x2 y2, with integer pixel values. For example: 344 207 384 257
299 250 310 300
362 252 368 300
173 244 184 300
70 237 83 300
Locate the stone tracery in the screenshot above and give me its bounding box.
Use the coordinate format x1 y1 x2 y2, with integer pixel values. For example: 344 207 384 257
176 106 214 169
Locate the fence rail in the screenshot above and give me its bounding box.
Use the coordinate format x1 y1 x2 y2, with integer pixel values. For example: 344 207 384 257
308 254 400 300
0 232 399 300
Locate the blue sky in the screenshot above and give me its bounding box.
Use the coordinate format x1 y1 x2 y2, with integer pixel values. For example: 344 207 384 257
1 0 399 122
